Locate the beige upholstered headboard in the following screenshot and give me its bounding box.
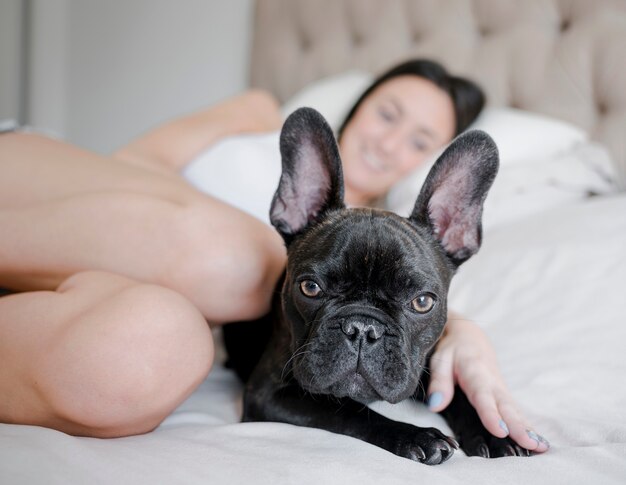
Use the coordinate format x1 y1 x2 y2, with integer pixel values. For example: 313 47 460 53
250 0 626 186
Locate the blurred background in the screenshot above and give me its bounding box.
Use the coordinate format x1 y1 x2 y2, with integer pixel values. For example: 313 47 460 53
0 0 254 153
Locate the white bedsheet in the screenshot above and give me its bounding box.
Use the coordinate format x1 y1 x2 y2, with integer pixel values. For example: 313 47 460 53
3 129 626 483
2 190 625 484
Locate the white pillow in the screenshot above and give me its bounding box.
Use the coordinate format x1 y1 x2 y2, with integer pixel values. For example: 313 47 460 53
281 73 597 228
283 70 588 163
385 138 617 230
283 71 588 163
386 108 592 219
469 107 588 165
480 141 617 230
281 70 373 131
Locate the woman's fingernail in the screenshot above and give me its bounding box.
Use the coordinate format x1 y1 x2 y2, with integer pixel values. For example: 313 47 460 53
527 430 550 450
537 435 551 449
499 419 509 435
428 392 443 409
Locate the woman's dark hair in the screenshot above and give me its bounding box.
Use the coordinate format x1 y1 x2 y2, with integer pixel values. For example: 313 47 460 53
337 59 485 140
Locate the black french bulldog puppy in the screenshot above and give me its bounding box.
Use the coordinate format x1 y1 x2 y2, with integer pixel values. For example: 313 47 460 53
223 107 530 464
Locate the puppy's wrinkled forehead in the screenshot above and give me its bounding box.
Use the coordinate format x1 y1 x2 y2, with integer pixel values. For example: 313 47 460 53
288 208 452 296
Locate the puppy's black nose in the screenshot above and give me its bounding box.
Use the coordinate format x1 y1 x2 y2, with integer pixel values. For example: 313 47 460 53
341 319 384 343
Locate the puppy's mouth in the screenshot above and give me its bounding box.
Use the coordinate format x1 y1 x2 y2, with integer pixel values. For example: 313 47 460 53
323 369 385 403
295 360 413 404
291 328 417 404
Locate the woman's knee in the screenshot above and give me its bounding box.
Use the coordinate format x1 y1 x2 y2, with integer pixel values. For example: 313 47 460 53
165 203 286 323
43 282 214 437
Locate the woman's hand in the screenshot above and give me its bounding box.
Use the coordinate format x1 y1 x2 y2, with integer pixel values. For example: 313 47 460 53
426 313 550 453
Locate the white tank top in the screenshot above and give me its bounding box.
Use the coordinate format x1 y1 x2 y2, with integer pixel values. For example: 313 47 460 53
182 132 282 224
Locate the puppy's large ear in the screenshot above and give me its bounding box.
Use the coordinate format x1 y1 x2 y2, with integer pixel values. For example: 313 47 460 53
410 130 498 267
270 107 345 244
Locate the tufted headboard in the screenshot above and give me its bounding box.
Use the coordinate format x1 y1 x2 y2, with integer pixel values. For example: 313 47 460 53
250 0 626 186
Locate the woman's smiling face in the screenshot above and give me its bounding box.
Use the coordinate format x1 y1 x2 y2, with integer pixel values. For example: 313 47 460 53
339 75 456 206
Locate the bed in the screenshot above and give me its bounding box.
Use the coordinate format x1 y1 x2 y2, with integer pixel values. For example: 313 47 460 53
2 1 626 483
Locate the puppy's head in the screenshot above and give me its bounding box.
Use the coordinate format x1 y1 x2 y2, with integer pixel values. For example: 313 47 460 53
271 108 498 403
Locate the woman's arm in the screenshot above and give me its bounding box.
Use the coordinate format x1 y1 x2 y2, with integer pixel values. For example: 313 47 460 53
114 89 283 173
426 312 550 453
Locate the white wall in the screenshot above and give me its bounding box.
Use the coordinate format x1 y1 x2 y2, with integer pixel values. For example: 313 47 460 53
0 0 25 123
27 0 254 153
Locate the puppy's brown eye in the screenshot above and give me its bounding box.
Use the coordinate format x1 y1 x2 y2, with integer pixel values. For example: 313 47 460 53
300 280 322 298
411 294 435 313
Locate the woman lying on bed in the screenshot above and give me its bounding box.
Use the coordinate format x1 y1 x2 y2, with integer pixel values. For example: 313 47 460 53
0 59 548 453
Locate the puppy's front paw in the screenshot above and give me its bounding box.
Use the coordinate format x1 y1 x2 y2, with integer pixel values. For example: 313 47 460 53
464 435 532 458
389 427 458 465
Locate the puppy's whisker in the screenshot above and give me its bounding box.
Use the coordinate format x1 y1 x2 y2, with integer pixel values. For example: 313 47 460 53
281 341 315 381
415 381 428 404
287 348 311 363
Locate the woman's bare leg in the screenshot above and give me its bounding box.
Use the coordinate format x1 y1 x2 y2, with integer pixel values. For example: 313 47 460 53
0 133 285 323
0 95 283 437
0 271 213 438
